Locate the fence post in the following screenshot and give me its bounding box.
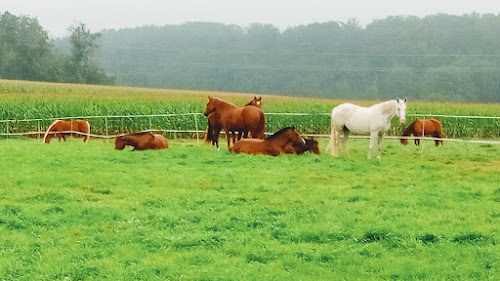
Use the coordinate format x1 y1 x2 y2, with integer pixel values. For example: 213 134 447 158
105 116 109 137
194 114 200 146
6 121 9 139
421 114 426 160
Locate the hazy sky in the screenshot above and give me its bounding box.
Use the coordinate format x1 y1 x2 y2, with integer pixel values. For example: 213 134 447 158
2 0 499 38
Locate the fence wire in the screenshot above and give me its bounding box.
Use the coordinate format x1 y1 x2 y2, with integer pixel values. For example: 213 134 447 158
1 112 500 145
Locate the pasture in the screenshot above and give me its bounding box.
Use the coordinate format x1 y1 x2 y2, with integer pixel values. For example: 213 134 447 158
1 137 500 280
1 79 500 280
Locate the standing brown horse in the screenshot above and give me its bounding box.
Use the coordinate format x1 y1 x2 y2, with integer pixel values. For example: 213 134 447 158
284 138 320 154
115 132 168 150
245 96 262 107
229 127 305 156
206 96 263 148
401 118 443 146
204 96 265 149
43 120 91 143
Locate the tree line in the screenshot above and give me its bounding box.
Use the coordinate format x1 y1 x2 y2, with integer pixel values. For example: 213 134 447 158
0 12 114 85
92 14 500 103
2 11 500 102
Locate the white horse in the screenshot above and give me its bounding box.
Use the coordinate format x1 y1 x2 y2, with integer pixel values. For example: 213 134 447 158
328 98 407 160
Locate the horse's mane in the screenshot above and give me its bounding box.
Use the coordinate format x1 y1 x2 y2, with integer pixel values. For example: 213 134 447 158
119 132 153 140
213 97 237 108
266 127 294 140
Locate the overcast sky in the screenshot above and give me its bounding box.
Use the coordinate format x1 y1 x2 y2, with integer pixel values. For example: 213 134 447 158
2 0 499 38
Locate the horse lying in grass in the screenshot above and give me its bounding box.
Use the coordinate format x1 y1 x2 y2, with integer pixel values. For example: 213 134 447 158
401 118 443 146
43 120 91 143
284 138 320 154
205 96 265 148
115 132 168 151
229 127 305 156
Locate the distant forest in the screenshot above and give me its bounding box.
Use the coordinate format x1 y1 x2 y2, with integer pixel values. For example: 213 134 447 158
93 14 500 103
2 11 500 102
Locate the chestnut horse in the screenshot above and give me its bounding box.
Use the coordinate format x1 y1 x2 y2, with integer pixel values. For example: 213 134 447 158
245 96 262 107
401 119 443 146
43 120 90 143
204 96 265 149
284 138 320 154
206 96 263 148
229 127 305 156
115 132 168 151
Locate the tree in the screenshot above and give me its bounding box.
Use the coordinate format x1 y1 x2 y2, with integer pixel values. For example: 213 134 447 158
0 12 60 81
66 23 114 84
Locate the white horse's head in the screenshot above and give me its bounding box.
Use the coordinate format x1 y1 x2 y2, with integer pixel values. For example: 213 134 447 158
395 98 407 124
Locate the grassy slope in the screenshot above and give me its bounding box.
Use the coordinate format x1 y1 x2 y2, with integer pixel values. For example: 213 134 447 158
1 137 499 280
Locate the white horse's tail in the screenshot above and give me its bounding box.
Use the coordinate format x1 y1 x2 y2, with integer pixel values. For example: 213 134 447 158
327 113 339 156
84 121 91 143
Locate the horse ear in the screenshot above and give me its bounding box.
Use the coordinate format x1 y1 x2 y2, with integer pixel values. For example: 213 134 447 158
403 98 407 102
259 96 262 101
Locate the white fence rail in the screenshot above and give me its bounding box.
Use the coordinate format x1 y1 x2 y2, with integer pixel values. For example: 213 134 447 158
1 112 500 145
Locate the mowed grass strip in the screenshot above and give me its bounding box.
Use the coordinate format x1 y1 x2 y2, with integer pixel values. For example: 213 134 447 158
1 137 499 280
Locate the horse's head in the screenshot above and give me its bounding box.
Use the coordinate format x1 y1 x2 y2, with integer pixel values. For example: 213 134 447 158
204 96 216 116
306 138 320 154
395 98 407 124
114 136 126 150
252 96 262 108
287 127 306 146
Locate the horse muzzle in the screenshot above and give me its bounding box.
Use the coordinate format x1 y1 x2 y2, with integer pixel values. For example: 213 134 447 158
399 118 406 124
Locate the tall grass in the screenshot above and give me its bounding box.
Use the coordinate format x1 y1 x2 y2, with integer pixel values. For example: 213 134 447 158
1 79 499 138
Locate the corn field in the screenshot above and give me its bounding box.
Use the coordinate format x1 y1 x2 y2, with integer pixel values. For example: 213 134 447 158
1 80 499 139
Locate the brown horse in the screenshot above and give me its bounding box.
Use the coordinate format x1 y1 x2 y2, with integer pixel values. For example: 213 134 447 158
115 132 168 151
245 96 262 108
401 118 444 146
229 127 305 156
43 120 90 143
284 138 320 154
204 96 265 148
206 97 263 148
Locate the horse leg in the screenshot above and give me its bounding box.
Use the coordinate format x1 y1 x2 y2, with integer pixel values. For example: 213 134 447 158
225 129 231 149
376 133 385 161
231 131 237 146
368 132 378 160
342 129 350 156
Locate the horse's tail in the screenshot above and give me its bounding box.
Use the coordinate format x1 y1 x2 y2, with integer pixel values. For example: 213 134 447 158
84 120 91 143
256 110 266 139
430 119 444 145
43 119 60 143
328 112 339 156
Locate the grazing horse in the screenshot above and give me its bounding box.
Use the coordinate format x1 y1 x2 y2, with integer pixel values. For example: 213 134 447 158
204 96 265 149
206 97 263 148
230 127 305 156
43 120 90 143
328 98 407 160
115 132 168 151
284 138 320 155
401 119 443 146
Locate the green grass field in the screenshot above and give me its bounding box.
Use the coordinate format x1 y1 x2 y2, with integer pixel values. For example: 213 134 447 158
1 137 500 280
